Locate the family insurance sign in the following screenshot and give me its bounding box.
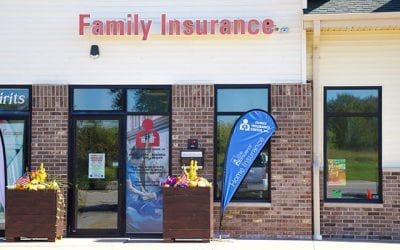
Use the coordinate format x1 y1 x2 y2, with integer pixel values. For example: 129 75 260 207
79 14 289 40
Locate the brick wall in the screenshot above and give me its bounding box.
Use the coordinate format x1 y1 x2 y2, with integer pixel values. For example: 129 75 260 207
321 171 400 240
212 84 313 239
31 85 69 234
28 84 314 239
171 85 214 180
26 84 400 240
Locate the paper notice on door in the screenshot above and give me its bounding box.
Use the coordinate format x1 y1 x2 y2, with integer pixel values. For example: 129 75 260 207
88 153 105 179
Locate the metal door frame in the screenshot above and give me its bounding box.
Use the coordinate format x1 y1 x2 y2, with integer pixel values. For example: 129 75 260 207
68 116 125 236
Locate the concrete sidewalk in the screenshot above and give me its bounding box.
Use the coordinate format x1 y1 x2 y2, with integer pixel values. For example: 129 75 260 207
1 238 400 250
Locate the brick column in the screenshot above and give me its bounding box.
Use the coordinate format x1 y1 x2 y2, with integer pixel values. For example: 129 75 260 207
171 85 214 181
269 84 313 238
31 85 69 234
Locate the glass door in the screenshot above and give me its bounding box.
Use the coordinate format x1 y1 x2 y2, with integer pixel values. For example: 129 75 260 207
70 118 123 235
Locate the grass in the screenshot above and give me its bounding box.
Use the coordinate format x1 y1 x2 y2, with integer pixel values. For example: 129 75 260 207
328 148 378 182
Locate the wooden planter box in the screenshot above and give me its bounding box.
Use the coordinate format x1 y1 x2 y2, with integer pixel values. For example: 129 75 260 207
163 187 213 242
5 189 64 242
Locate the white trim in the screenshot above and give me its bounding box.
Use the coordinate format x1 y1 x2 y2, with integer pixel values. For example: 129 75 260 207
383 167 400 172
323 203 384 208
214 202 271 208
302 0 307 9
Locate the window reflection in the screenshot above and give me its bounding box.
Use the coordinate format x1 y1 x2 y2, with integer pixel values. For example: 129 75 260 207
327 117 379 200
127 89 169 113
326 89 379 113
75 120 119 229
217 88 268 112
73 89 123 111
325 88 381 202
216 115 269 200
215 86 270 201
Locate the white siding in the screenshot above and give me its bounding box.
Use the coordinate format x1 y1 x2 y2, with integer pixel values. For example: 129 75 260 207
0 0 304 84
311 30 400 169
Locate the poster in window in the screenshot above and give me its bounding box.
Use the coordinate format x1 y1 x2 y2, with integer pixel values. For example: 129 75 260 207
328 159 346 186
0 120 26 230
88 153 105 179
0 120 25 185
125 115 169 233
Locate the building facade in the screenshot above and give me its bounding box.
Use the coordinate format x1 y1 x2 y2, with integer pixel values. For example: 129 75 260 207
0 0 399 241
305 0 400 241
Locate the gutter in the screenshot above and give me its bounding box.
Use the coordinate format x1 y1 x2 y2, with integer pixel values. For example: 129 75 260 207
310 19 322 241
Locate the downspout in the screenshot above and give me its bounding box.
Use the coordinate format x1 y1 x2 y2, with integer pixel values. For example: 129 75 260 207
312 19 323 241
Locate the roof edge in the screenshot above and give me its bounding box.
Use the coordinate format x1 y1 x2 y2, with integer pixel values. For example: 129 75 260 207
304 12 400 21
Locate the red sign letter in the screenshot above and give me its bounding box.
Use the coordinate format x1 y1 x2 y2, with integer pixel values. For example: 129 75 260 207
262 19 274 34
248 19 260 35
79 14 90 35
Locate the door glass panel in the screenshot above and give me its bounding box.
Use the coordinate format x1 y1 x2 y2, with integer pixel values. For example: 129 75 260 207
126 115 169 233
75 120 119 229
0 120 26 231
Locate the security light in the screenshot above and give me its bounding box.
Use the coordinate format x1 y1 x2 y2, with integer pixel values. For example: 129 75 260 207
90 45 100 58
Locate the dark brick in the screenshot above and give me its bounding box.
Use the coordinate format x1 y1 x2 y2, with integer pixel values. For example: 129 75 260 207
321 171 400 240
31 85 68 236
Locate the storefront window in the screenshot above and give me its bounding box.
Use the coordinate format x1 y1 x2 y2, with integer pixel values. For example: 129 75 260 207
73 88 123 111
217 88 269 112
127 89 170 113
215 86 270 202
325 87 382 202
0 87 31 234
0 89 29 111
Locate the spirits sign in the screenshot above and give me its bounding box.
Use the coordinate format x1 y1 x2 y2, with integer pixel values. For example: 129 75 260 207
79 14 289 40
0 89 29 111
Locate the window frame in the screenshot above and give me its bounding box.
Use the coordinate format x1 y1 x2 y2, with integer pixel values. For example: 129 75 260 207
0 85 32 237
323 86 383 203
214 84 271 203
68 85 172 237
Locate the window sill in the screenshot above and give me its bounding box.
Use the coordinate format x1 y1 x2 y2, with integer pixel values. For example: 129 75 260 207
323 202 384 208
214 202 271 208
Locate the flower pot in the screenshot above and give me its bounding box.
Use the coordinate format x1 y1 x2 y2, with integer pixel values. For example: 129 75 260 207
162 187 213 242
5 189 64 242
